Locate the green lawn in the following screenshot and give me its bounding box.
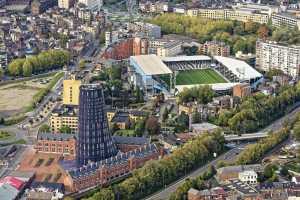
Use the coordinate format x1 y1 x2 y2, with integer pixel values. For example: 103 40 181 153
176 69 227 85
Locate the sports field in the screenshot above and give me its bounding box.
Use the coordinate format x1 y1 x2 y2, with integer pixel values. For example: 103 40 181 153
176 68 227 85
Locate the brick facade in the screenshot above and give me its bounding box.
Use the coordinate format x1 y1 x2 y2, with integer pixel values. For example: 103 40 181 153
64 144 161 192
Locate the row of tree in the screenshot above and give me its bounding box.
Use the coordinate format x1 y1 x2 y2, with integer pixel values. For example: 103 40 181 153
84 131 225 200
169 166 216 200
215 83 300 133
8 50 70 77
177 85 215 104
236 127 290 165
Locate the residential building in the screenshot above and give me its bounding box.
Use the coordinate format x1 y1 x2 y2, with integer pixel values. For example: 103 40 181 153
188 187 227 200
148 39 168 54
49 107 78 134
128 22 161 39
256 39 300 78
225 180 261 199
111 111 130 130
238 170 258 184
157 40 182 57
233 83 251 98
216 164 263 182
78 0 102 11
133 37 149 55
105 31 119 48
271 13 300 30
199 41 230 57
58 0 75 9
76 84 117 166
35 133 77 158
63 75 81 106
102 38 133 60
31 0 58 15
191 8 269 24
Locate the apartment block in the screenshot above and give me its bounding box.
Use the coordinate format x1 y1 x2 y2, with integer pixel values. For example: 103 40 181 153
188 8 269 24
271 13 300 30
127 22 161 39
256 39 300 78
199 41 230 57
133 37 149 55
50 108 78 134
157 40 182 57
58 0 75 9
63 76 81 106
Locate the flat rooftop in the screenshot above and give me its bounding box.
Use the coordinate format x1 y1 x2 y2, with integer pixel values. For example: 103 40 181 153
130 54 172 75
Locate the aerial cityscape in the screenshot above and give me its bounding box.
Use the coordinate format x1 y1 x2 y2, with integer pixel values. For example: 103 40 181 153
1 0 300 200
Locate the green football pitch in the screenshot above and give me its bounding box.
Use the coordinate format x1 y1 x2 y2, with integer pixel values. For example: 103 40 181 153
175 68 228 85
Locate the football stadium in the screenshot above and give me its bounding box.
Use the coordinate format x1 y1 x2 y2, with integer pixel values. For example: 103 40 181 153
129 54 263 95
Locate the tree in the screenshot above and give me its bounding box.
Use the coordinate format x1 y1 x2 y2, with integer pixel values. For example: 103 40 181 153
0 68 4 79
177 85 214 104
145 116 160 135
233 39 248 54
8 59 24 76
162 107 169 122
244 21 258 34
22 60 33 76
134 87 144 103
108 65 122 80
79 59 86 70
39 124 51 133
257 25 269 39
176 111 189 132
280 165 289 177
134 119 145 136
192 111 201 123
59 125 72 134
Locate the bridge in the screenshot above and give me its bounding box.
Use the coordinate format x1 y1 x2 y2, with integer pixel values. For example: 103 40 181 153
225 132 268 142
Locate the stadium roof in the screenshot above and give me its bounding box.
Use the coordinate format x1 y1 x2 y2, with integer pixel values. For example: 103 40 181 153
214 56 262 80
131 54 172 75
162 55 211 62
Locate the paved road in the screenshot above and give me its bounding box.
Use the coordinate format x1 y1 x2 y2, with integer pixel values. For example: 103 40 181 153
144 144 246 200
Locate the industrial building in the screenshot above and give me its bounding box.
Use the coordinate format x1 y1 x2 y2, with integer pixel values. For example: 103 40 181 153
76 84 117 166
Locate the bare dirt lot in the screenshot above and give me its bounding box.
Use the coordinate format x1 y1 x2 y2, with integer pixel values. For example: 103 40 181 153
0 77 51 118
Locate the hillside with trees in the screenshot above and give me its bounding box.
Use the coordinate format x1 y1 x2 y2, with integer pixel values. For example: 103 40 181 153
149 13 270 54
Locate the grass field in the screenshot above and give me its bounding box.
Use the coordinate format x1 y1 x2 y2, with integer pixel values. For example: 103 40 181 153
176 69 227 85
160 69 227 86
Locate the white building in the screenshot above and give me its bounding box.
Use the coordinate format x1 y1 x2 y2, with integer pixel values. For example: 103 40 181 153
58 0 75 9
105 31 118 47
78 0 103 11
271 13 300 30
128 22 161 39
256 40 300 78
238 170 258 184
157 41 182 57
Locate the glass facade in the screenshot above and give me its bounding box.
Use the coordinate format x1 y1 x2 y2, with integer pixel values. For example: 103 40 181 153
76 84 117 166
